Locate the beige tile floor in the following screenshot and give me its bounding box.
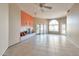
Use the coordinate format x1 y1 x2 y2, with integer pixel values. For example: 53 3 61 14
3 34 79 56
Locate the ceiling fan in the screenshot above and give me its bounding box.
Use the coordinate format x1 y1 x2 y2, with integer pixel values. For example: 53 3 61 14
39 3 52 9
34 3 52 15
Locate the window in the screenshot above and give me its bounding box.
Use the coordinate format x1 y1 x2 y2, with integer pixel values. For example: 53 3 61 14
49 20 59 31
61 24 66 34
36 24 40 33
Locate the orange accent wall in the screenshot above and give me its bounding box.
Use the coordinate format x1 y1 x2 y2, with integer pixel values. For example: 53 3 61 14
21 11 34 27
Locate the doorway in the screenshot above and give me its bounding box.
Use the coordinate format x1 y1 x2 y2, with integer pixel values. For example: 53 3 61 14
36 24 47 34
61 24 66 34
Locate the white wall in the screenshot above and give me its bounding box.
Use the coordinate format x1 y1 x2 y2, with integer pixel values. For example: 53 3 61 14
9 4 20 46
0 3 21 55
67 4 79 47
0 4 9 55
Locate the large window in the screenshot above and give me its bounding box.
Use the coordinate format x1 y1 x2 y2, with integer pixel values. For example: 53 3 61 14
61 24 66 34
49 20 59 31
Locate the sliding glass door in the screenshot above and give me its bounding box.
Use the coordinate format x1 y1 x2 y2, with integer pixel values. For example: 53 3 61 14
36 24 47 34
61 24 66 34
36 24 40 34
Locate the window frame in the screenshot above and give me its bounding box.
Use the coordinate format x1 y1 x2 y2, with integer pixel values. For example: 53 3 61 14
49 20 59 32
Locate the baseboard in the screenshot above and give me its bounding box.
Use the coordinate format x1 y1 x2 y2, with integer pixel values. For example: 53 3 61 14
2 47 8 56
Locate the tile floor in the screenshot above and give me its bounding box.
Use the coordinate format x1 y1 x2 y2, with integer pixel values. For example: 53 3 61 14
3 34 79 56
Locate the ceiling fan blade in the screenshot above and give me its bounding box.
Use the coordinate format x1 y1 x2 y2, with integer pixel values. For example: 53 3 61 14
39 3 43 7
39 3 52 9
39 3 45 7
44 6 52 9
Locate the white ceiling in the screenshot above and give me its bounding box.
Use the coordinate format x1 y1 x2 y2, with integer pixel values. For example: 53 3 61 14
18 3 74 19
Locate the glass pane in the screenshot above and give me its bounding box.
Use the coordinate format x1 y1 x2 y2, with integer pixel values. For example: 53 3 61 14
43 24 47 33
36 24 47 34
40 24 43 30
61 24 66 34
40 24 43 33
49 20 58 25
36 25 40 33
49 26 54 31
49 20 59 32
54 25 59 31
49 25 58 31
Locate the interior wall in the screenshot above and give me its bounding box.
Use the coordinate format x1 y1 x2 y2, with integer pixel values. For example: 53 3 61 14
34 18 48 24
9 4 21 46
67 3 79 47
21 10 34 27
0 4 9 55
21 10 34 33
